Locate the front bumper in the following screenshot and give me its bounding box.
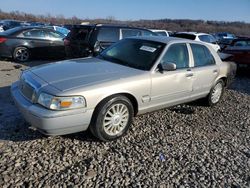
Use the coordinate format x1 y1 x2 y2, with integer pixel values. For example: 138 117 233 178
11 81 93 136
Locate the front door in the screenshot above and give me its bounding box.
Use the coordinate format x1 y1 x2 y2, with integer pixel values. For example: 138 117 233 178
150 43 193 108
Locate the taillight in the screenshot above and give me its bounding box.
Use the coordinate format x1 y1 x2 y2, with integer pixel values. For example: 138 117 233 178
64 39 70 46
0 37 7 43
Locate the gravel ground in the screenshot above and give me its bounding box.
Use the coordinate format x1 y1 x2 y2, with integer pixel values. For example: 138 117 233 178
0 59 249 187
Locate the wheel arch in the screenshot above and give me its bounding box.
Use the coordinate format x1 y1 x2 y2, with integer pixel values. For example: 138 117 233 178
92 92 139 118
215 76 227 87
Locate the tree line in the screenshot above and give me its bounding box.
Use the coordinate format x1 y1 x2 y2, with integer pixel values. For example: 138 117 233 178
0 10 249 36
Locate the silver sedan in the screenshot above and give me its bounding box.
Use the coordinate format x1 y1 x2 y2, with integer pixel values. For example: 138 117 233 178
11 37 236 141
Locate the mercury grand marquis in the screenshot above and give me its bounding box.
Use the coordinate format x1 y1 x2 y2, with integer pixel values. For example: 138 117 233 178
11 37 236 141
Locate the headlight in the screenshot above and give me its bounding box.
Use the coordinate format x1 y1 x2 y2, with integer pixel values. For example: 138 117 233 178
38 93 86 110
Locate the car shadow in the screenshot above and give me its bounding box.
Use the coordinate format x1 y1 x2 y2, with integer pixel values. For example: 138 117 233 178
62 129 100 143
0 85 46 142
0 85 98 143
228 68 250 95
1 57 66 68
169 105 196 114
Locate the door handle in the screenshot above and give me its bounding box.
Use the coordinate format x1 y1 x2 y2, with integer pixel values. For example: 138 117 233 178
213 69 218 73
186 73 194 77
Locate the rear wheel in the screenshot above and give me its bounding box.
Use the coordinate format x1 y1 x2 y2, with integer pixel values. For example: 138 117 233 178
206 80 225 106
13 47 30 62
90 95 134 141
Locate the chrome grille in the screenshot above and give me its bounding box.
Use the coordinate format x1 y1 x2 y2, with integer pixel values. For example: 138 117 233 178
19 79 35 102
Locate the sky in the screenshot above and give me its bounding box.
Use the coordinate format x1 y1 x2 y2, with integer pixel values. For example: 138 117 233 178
1 0 250 23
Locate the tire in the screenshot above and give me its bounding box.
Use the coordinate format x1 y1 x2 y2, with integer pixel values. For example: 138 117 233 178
13 47 30 62
206 79 225 106
90 95 134 141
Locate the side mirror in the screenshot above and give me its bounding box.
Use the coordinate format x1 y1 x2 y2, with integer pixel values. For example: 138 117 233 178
158 62 177 72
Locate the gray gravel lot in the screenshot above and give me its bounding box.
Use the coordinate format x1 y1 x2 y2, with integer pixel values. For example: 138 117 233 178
0 59 249 187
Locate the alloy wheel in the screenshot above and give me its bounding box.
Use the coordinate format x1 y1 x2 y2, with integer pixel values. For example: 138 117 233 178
103 103 129 136
211 82 223 104
15 48 29 62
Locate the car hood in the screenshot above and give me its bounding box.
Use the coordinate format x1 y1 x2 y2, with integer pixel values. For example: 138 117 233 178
29 57 144 92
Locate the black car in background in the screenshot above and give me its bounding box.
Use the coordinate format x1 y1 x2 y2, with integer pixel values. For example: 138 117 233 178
213 32 236 41
64 24 157 58
0 26 65 62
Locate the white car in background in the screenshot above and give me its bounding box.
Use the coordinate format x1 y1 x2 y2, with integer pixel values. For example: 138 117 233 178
150 29 170 37
0 24 4 32
173 32 221 52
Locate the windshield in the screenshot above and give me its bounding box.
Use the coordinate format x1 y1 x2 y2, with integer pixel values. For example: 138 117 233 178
98 38 165 71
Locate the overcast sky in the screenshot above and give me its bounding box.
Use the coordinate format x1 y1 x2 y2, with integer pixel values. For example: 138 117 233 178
1 0 250 22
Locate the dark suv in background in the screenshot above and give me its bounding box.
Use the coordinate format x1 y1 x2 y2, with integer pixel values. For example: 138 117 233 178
64 24 156 58
0 20 24 31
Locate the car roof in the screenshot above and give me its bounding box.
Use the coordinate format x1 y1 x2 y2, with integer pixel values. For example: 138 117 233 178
177 32 211 36
65 23 153 31
130 36 197 44
1 26 59 35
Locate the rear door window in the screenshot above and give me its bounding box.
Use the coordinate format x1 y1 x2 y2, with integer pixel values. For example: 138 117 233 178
23 30 46 39
97 27 119 42
47 31 64 40
190 44 216 67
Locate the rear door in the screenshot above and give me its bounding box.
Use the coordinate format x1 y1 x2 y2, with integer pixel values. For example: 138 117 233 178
21 29 51 57
189 43 219 96
45 30 65 57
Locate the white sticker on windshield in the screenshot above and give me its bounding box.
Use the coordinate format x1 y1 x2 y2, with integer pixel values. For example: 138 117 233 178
140 46 157 52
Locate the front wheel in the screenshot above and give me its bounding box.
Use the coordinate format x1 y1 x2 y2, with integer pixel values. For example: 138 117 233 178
206 80 225 106
90 95 134 141
13 47 30 62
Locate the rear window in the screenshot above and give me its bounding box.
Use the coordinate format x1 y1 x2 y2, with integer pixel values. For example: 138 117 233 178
198 35 217 43
10 21 22 27
155 31 168 36
121 29 141 38
173 33 196 40
233 40 250 47
97 27 119 42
